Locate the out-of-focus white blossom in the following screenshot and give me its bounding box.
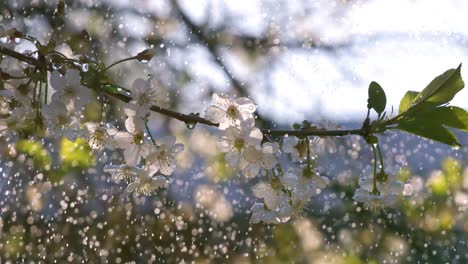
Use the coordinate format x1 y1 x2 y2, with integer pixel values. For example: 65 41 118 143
282 169 329 203
126 174 168 196
104 164 144 182
128 77 164 115
240 142 279 178
114 111 149 166
251 180 294 224
114 132 148 166
353 175 404 209
250 203 282 224
252 180 290 212
83 122 118 150
145 136 184 176
50 69 91 111
41 100 81 141
282 136 313 161
5 80 33 106
104 164 169 196
0 91 10 115
0 106 35 135
205 93 257 130
218 125 263 169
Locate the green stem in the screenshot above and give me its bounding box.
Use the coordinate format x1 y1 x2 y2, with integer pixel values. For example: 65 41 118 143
38 81 42 105
145 120 156 145
276 163 284 177
306 137 312 172
376 143 385 172
33 81 38 104
44 79 48 104
102 57 137 72
371 144 379 194
99 83 105 123
271 168 277 178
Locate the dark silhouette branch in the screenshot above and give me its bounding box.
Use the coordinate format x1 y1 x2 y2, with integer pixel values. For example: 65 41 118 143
0 45 365 137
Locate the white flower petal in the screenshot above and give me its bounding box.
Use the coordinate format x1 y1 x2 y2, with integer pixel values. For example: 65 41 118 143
212 93 231 108
124 146 141 166
235 97 257 113
204 106 225 123
224 151 240 167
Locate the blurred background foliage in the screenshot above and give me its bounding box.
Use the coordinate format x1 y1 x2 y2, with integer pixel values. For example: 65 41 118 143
1 0 468 263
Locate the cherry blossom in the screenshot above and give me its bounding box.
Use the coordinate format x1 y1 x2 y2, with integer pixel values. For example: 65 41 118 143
41 100 81 141
50 69 91 111
114 107 149 166
352 175 404 209
144 136 184 176
282 136 312 161
115 129 148 166
252 179 290 213
239 142 279 178
0 106 35 135
83 122 118 150
105 164 169 196
205 93 257 130
5 80 33 106
104 164 143 182
282 169 329 203
250 203 282 224
128 77 164 114
217 125 263 169
126 175 168 196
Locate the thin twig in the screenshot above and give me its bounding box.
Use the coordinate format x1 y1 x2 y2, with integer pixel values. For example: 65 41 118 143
0 45 365 137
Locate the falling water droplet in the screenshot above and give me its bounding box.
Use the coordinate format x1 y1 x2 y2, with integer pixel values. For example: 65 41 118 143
185 122 196 130
81 63 89 72
52 63 62 70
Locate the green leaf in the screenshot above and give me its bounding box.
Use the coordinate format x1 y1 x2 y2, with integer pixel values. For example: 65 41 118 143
16 139 51 169
61 138 95 168
412 64 464 107
397 120 461 147
367 81 387 114
398 91 419 114
415 106 468 131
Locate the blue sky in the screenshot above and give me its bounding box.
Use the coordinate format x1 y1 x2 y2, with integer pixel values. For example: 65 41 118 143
172 0 468 123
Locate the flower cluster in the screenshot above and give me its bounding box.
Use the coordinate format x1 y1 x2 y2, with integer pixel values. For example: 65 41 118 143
251 169 329 224
0 62 183 196
103 77 183 195
352 174 405 210
204 93 330 223
0 30 414 226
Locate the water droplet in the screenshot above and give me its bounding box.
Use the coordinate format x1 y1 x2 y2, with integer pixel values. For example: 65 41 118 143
185 122 196 130
140 59 149 64
52 63 62 70
81 63 89 72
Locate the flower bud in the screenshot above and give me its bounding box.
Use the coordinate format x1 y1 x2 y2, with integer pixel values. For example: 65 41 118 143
6 28 24 38
376 171 388 183
136 48 156 63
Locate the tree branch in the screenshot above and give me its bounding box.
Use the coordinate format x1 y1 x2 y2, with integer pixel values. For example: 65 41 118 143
0 45 364 137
